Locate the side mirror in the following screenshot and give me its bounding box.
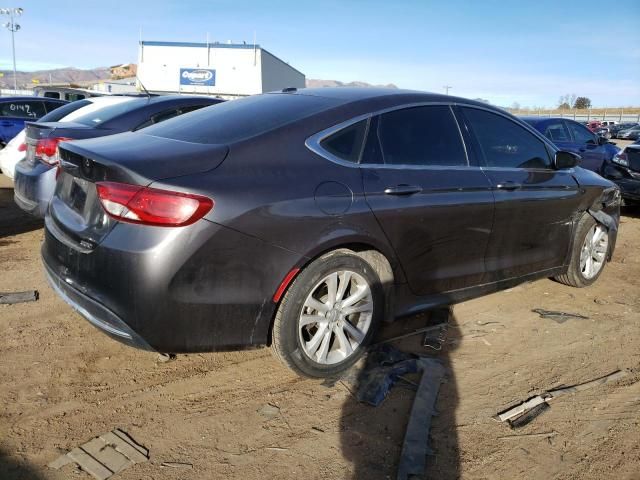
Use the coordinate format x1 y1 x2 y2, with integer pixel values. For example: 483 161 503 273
597 135 608 145
555 151 581 169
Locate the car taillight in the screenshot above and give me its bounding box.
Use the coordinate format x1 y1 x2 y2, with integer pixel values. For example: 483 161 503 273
35 137 72 165
96 181 213 227
612 152 629 168
17 142 27 152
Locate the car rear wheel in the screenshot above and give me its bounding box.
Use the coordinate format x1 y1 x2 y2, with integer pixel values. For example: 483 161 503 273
271 251 383 378
555 214 609 287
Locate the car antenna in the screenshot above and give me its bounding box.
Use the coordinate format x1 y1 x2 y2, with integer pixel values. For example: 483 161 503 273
136 76 151 99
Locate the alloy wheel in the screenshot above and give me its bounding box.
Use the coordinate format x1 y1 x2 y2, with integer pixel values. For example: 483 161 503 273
580 224 608 279
298 270 373 365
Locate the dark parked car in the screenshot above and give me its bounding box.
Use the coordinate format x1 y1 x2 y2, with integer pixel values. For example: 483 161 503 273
603 143 640 204
523 117 620 173
0 96 67 147
610 123 638 139
13 95 223 217
43 88 620 378
617 125 640 140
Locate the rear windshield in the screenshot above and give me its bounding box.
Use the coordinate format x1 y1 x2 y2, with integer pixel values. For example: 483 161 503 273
38 99 91 122
141 93 340 144
71 98 146 126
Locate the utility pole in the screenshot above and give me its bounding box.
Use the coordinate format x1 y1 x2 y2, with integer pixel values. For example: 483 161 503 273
1 7 23 91
443 85 452 95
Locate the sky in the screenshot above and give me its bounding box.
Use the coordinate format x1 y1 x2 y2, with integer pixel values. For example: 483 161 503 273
1 0 638 107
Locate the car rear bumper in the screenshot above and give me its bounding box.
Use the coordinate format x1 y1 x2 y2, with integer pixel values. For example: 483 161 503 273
42 216 300 353
13 161 56 217
43 258 156 351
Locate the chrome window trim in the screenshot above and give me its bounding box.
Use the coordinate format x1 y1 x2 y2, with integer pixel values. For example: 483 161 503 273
306 101 559 171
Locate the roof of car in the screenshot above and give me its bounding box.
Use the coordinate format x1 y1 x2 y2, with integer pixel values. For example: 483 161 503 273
276 87 493 108
0 96 66 103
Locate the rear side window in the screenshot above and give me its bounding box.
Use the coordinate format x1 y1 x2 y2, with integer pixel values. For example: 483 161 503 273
463 108 551 169
44 92 60 99
142 94 340 144
544 122 571 142
0 100 46 119
373 105 467 166
320 119 368 163
38 99 92 122
567 121 596 144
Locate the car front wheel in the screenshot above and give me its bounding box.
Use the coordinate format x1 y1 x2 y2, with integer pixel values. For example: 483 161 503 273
271 250 383 378
555 214 609 287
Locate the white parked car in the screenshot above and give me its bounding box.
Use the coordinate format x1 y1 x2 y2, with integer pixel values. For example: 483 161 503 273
0 96 136 181
0 128 26 180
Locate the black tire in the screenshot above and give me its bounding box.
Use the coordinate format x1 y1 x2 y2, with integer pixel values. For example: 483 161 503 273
555 214 609 288
271 250 384 378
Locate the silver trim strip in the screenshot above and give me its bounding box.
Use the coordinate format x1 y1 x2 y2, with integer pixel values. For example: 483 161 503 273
305 100 561 171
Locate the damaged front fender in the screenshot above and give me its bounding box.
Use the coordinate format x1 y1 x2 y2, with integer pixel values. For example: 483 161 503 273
587 186 621 260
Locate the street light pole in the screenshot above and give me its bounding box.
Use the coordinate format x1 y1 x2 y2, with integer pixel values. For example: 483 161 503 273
1 7 23 91
443 85 452 95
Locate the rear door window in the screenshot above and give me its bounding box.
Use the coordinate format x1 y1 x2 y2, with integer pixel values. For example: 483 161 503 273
544 122 571 142
370 105 467 167
0 100 47 119
567 121 597 144
462 107 551 169
43 101 65 113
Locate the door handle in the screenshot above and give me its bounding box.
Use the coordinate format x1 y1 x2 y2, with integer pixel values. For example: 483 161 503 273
384 185 422 195
495 181 521 191
579 148 586 152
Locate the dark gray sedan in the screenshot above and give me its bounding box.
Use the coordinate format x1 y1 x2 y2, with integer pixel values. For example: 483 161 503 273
42 88 621 377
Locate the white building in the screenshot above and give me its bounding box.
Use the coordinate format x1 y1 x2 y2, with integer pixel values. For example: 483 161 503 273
137 41 305 98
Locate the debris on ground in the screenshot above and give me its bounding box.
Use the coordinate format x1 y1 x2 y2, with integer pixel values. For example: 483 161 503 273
160 461 193 468
156 353 176 363
0 290 38 305
396 357 446 480
48 429 149 480
356 344 419 406
498 431 558 441
532 308 589 323
258 403 281 418
497 370 628 428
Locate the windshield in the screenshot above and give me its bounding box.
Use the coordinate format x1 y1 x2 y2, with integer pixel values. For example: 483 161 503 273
141 93 341 144
70 97 148 126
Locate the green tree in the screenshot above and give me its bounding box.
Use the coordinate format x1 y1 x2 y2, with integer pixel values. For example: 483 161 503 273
574 97 592 109
558 102 570 110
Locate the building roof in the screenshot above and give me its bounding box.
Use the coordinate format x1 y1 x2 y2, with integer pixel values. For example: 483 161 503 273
140 40 259 50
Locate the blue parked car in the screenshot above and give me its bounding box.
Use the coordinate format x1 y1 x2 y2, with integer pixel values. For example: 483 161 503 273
522 117 620 174
0 96 67 147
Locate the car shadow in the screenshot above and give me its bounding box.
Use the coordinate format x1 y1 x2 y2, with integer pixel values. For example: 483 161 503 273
621 204 640 219
0 186 42 239
0 448 47 480
338 306 461 479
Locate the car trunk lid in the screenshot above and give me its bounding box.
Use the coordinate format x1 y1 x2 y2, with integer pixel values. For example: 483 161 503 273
49 132 228 250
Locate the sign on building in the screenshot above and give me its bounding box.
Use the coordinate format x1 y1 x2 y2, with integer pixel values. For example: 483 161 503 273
179 68 216 86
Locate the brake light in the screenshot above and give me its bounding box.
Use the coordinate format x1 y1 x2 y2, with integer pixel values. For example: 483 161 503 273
18 142 26 152
96 181 213 227
35 137 72 165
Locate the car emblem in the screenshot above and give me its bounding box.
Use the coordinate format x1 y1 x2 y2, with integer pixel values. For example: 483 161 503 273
81 157 93 176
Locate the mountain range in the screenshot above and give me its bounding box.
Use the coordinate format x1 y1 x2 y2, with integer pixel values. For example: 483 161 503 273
0 66 397 90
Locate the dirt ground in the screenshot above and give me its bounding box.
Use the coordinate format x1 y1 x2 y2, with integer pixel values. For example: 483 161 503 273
0 170 638 480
